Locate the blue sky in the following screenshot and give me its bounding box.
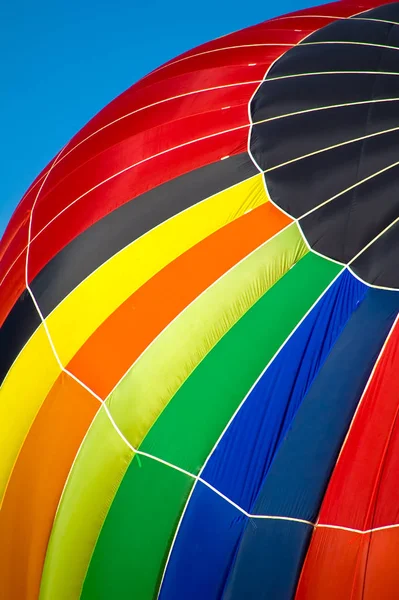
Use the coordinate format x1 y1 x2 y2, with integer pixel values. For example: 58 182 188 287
1 0 322 235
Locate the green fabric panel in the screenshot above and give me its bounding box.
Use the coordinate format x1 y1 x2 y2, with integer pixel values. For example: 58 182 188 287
82 456 192 600
81 253 342 600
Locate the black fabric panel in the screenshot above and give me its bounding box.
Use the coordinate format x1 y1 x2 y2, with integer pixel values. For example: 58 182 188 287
305 15 393 44
0 289 41 384
252 102 399 172
300 163 399 264
269 43 395 79
250 4 399 287
264 128 399 218
251 73 391 123
31 153 257 318
357 2 399 22
351 220 399 288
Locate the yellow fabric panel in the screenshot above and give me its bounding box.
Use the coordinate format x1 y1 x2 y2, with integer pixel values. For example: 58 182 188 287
39 406 133 600
107 222 308 447
46 174 266 366
0 325 61 505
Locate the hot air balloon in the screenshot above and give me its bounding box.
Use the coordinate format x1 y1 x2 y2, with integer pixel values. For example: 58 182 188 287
1 0 399 597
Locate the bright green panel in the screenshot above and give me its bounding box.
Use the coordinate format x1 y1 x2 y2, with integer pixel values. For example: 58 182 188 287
82 253 342 600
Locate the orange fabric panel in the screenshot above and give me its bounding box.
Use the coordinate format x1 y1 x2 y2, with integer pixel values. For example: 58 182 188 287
68 201 292 398
295 526 399 600
0 373 99 600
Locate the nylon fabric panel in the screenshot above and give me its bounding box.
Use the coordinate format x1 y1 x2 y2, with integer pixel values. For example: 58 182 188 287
295 527 399 600
44 174 265 367
0 250 26 330
0 221 28 326
295 318 399 599
0 325 61 505
68 201 291 398
0 374 98 600
39 406 133 600
107 223 306 449
223 287 399 600
159 271 367 600
81 253 341 600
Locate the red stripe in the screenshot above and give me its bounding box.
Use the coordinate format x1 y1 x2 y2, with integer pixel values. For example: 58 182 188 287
295 527 399 600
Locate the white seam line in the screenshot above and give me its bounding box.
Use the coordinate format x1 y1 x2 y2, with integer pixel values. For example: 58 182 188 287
6 91 399 292
303 40 399 52
317 522 399 534
346 266 399 291
264 69 399 83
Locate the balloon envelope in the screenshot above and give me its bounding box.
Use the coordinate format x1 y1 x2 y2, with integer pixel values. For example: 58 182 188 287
1 0 399 598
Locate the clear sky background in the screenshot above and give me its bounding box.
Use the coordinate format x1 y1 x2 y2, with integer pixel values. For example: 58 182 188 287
1 0 323 236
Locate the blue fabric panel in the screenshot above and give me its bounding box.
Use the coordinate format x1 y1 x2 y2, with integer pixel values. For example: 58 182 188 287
159 271 367 600
159 482 246 600
223 519 312 600
224 287 399 600
202 270 366 511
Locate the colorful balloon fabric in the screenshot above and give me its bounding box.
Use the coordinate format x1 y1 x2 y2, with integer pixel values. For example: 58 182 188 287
1 0 399 597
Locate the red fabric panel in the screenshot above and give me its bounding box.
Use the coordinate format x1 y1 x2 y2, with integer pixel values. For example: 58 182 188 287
0 252 26 328
296 527 399 600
